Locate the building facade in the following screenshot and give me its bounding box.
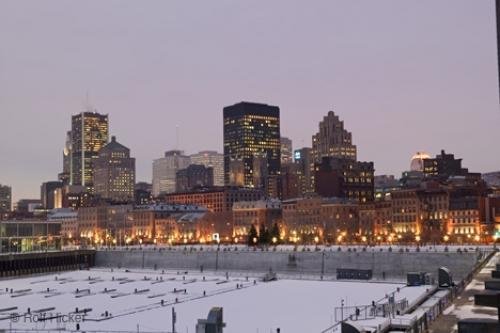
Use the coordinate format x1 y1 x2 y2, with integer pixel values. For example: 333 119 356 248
127 204 208 244
223 102 281 192
135 182 153 206
190 151 224 186
58 131 72 185
77 204 133 245
162 187 264 213
93 136 135 203
70 111 109 192
0 185 12 214
281 163 300 200
314 157 374 203
48 208 78 240
280 137 293 164
423 150 472 180
40 181 63 210
312 111 357 164
232 199 282 241
0 220 61 253
152 150 191 196
294 147 313 196
176 164 214 192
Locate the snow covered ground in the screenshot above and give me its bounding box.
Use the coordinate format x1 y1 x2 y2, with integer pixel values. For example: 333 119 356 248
0 268 430 333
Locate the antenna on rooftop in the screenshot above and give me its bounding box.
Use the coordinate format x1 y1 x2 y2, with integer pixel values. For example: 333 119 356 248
84 90 93 112
176 125 180 150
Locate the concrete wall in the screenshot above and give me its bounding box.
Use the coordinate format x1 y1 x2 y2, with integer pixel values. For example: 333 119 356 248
95 248 487 281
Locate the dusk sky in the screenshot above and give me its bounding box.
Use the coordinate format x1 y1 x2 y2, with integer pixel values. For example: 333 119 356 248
1 0 499 203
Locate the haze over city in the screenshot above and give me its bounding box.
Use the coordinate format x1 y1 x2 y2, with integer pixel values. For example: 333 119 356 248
1 0 499 202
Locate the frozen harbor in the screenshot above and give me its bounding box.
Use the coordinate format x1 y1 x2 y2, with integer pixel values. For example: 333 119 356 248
0 268 431 333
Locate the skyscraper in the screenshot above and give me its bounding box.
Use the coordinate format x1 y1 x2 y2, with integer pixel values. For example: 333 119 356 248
312 111 357 163
70 111 109 192
93 136 136 202
58 131 72 185
40 181 63 209
223 102 281 191
152 150 191 196
0 184 12 213
190 151 224 186
280 137 293 164
294 147 314 196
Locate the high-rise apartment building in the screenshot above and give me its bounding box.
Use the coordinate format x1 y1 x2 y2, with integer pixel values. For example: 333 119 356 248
280 137 293 164
70 111 109 192
190 151 224 186
223 102 281 191
93 136 135 202
312 111 357 163
0 184 12 213
152 150 190 196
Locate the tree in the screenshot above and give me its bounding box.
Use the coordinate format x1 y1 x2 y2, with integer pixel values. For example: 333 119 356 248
247 224 258 246
258 223 270 244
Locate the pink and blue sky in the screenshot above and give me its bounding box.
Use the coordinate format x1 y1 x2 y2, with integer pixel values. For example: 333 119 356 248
1 0 499 202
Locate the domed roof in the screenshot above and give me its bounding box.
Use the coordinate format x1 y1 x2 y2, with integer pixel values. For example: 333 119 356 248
410 151 430 172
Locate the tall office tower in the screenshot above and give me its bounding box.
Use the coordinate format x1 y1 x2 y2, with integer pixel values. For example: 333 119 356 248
70 111 109 192
190 151 224 186
312 111 357 163
93 136 136 202
0 184 12 213
58 131 72 185
294 147 314 196
280 137 293 164
223 102 281 191
40 181 63 209
152 150 190 196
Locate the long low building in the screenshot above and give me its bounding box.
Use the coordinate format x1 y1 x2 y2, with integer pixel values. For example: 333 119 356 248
0 219 61 253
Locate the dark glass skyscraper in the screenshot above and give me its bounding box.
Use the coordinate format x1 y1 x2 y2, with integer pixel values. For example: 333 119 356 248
223 102 281 190
70 111 109 192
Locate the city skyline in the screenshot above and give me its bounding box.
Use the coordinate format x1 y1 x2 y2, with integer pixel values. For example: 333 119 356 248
1 0 499 202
